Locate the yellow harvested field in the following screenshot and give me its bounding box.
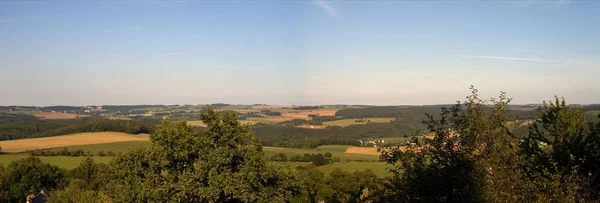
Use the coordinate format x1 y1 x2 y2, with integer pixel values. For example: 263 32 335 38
345 147 380 156
0 132 149 153
279 109 339 118
187 120 206 127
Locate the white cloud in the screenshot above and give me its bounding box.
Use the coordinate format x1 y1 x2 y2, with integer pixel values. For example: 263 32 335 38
103 29 115 33
455 54 559 62
312 0 341 19
162 52 184 56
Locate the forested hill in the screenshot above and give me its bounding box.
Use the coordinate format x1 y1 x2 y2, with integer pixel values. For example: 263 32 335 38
0 116 157 141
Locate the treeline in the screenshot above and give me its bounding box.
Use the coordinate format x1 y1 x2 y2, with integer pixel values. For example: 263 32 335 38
335 106 442 118
335 105 539 120
252 119 424 148
293 106 321 110
261 109 282 116
269 152 340 166
0 116 154 141
24 148 115 157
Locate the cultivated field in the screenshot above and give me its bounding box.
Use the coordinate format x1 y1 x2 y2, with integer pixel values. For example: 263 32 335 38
345 147 380 156
278 109 339 118
0 132 149 153
323 117 395 127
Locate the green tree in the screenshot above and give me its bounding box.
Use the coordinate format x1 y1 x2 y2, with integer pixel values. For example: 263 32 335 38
0 157 66 202
295 168 327 203
381 87 521 201
68 158 108 190
311 153 328 166
324 152 332 159
520 97 600 198
105 107 300 202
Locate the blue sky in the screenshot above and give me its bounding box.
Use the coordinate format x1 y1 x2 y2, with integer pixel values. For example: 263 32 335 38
1 0 599 106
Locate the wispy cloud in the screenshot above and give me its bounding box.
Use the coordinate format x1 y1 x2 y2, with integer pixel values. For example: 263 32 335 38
0 19 13 24
103 29 115 33
312 0 341 19
455 55 559 62
162 52 184 56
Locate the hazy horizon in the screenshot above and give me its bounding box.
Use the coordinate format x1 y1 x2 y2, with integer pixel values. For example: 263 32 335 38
2 1 599 106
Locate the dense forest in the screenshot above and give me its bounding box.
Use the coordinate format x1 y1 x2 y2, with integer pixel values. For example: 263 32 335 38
0 116 154 141
1 90 599 202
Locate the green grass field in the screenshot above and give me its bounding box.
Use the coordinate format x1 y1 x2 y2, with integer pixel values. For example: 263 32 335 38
0 155 113 169
264 145 379 161
46 141 150 154
273 161 390 177
382 137 417 144
323 117 395 127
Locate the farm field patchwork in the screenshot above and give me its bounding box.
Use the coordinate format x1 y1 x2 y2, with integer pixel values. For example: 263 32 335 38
0 132 149 153
323 117 395 127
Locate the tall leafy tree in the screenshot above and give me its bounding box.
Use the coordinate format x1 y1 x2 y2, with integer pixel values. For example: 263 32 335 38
106 107 300 202
0 157 66 202
520 97 600 198
381 87 531 202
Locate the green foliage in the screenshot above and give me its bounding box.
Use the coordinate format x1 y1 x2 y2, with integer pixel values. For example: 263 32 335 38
382 88 595 202
260 109 282 116
270 153 288 162
311 153 328 166
293 168 383 202
381 88 512 201
105 107 301 202
0 157 66 202
68 158 108 190
521 97 600 196
0 116 153 141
